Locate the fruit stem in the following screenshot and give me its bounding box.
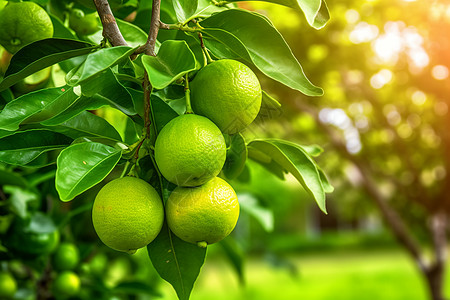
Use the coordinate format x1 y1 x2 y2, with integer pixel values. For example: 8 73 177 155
184 74 194 114
120 161 131 178
197 241 208 248
198 32 214 64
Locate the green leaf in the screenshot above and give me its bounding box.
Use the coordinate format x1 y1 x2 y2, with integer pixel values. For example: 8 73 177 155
247 139 328 213
219 237 245 284
23 149 63 167
0 169 27 188
116 19 148 48
0 87 78 131
228 0 330 29
0 88 14 105
0 130 72 166
3 186 39 219
50 14 77 39
223 133 247 180
173 0 198 22
46 111 123 141
301 144 324 157
80 68 136 115
175 31 205 70
318 167 334 193
66 46 136 86
147 222 206 300
258 91 282 120
200 9 323 96
56 142 122 201
40 94 106 126
150 94 180 134
142 40 196 90
0 39 96 91
28 212 58 234
238 192 274 232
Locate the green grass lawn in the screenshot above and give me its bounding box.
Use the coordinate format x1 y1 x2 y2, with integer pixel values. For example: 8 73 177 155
158 249 449 300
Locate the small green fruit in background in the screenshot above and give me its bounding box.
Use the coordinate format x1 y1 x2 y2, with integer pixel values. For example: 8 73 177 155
0 272 17 299
53 243 80 271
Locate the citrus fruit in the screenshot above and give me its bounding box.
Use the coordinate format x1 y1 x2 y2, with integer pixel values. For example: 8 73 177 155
166 177 239 246
52 271 80 297
53 243 80 271
155 114 226 187
5 225 60 257
0 2 53 54
69 9 100 36
92 176 164 253
0 272 17 298
190 59 262 134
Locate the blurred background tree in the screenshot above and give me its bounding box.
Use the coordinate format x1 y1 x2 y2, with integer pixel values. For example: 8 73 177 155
239 0 450 299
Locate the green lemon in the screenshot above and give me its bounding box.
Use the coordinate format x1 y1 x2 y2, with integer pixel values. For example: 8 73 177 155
52 271 80 298
190 59 262 134
69 9 100 36
53 243 80 271
0 272 17 299
0 1 53 54
155 114 226 187
92 177 164 253
166 177 240 246
5 227 59 257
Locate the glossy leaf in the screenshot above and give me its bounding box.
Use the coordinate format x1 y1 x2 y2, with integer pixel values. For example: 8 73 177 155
47 111 123 141
147 222 207 300
223 133 247 180
56 142 122 201
66 46 136 86
0 39 95 91
238 192 274 232
40 94 106 126
173 0 198 22
192 0 231 19
50 15 77 39
24 149 63 167
247 145 286 180
151 95 180 134
247 139 328 212
228 0 330 29
258 91 283 120
116 19 148 48
318 167 334 193
175 31 205 70
142 40 196 90
80 68 136 115
0 87 78 131
200 9 323 96
0 130 72 166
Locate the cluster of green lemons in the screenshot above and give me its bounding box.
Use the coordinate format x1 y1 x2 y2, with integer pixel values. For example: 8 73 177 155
92 59 262 252
0 242 81 299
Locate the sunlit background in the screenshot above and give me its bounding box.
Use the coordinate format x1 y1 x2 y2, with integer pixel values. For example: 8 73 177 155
154 0 450 299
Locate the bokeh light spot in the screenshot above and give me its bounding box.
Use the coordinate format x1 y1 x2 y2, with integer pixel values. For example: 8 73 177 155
431 65 449 80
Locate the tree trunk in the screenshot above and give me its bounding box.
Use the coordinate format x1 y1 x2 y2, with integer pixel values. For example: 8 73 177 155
424 266 446 300
424 211 448 300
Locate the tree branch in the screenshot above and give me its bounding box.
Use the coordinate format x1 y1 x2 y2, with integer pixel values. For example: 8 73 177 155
431 211 447 267
93 0 128 47
135 0 162 56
